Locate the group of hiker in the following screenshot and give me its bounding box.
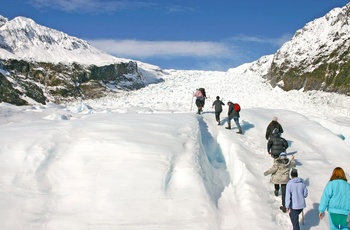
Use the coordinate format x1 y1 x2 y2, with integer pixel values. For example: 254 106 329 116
193 88 242 134
263 117 305 229
193 89 350 230
263 117 350 230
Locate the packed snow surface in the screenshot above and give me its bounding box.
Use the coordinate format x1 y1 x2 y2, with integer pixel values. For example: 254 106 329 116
0 68 349 230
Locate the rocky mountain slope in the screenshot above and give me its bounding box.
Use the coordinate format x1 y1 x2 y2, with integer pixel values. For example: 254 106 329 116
236 3 350 96
269 3 350 95
0 15 164 105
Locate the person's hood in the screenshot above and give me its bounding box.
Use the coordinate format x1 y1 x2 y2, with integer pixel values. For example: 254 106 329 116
277 158 289 165
271 128 280 137
290 177 303 183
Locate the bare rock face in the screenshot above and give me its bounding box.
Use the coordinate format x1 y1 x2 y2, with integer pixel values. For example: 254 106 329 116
0 59 144 105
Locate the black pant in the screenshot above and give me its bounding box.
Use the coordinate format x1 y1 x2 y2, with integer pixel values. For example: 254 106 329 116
215 111 221 122
274 184 287 207
289 209 303 230
195 98 202 108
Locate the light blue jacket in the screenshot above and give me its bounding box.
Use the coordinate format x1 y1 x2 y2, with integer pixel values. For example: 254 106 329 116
319 179 350 215
285 177 308 209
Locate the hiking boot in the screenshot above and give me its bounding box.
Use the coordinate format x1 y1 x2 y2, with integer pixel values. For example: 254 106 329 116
280 206 286 213
274 190 279 196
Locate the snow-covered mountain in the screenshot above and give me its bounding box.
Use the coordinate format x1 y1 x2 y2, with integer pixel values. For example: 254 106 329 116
0 15 164 73
0 15 128 65
0 15 164 105
1 1 350 107
269 3 350 95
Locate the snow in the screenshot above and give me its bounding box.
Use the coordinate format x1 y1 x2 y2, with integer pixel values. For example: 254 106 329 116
0 15 132 66
273 3 350 72
0 67 350 230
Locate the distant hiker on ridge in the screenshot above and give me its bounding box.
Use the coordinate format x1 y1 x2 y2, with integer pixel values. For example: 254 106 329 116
212 96 225 125
198 88 207 107
193 88 205 114
266 117 284 140
225 101 242 134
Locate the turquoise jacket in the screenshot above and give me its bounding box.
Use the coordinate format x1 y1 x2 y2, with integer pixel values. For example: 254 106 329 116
319 179 350 215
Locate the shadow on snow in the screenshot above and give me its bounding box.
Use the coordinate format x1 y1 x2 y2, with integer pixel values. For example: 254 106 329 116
196 117 230 207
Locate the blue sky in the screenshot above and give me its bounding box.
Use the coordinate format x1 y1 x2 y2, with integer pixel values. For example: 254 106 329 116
1 0 349 70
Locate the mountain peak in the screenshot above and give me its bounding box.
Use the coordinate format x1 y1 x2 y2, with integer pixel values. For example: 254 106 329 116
274 3 350 70
0 15 129 66
268 3 350 95
0 15 8 27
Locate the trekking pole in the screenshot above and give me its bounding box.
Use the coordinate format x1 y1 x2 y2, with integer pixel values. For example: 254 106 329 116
301 210 305 225
190 92 194 111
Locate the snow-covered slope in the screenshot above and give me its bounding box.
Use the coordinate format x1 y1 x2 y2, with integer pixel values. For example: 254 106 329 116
0 15 132 66
0 68 349 230
274 4 350 72
228 55 273 77
229 3 350 95
228 3 350 76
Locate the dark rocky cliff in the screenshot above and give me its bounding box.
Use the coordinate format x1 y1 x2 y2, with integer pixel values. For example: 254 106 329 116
0 59 145 105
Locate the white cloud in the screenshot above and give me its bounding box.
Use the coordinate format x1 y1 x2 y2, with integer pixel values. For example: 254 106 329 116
165 5 196 13
86 37 284 70
30 0 153 13
87 34 290 61
231 34 293 47
29 0 194 13
88 39 231 58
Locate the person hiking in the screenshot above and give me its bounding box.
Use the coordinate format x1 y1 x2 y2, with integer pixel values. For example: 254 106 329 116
198 88 207 108
319 167 350 230
193 89 204 114
285 168 308 230
212 96 225 125
267 128 288 159
225 101 242 134
266 117 284 140
264 153 296 213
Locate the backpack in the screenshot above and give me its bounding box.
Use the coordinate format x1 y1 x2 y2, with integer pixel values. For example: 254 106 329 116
272 127 280 136
233 103 241 112
281 138 289 150
199 88 206 97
